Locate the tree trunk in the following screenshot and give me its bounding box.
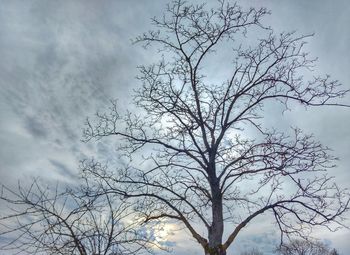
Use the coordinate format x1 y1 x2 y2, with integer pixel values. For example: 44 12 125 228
204 246 226 255
206 172 225 255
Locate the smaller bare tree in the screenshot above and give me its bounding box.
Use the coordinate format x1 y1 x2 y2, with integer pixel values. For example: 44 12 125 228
329 248 339 255
276 239 336 255
0 179 154 255
241 248 264 255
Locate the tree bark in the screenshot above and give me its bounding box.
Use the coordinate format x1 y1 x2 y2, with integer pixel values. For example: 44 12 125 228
206 165 226 255
204 246 226 255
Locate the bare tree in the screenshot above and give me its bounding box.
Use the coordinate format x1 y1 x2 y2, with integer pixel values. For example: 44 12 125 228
0 179 154 255
241 248 263 255
276 239 336 255
329 248 339 255
82 1 349 255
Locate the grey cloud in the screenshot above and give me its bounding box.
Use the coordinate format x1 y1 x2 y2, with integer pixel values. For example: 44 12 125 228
24 115 48 139
49 159 76 180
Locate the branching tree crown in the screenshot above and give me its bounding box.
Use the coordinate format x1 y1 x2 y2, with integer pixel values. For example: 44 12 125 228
82 1 349 255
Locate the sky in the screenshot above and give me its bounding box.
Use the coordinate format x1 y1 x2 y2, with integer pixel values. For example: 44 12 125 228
0 0 349 254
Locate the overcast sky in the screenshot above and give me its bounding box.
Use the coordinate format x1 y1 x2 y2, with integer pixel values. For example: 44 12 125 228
0 0 349 254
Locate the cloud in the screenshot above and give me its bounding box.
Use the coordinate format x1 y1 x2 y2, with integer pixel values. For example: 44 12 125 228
49 159 76 180
0 0 349 254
